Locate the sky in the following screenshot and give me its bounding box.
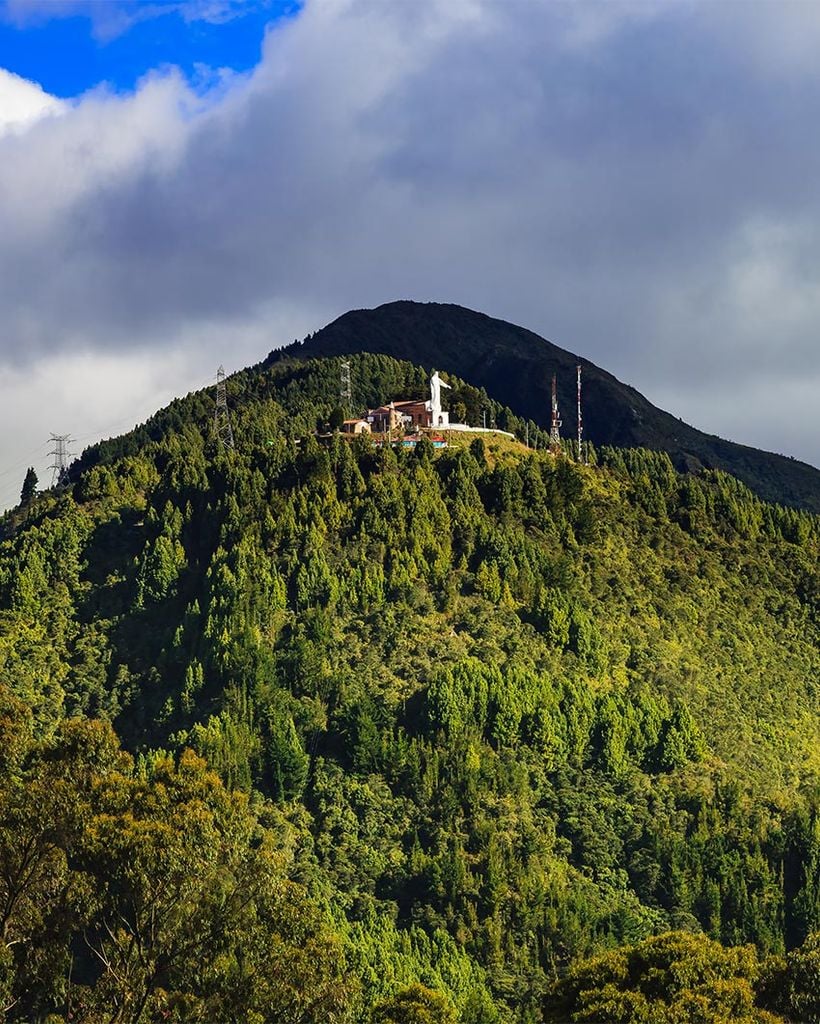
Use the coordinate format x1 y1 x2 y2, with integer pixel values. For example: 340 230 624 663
0 0 819 509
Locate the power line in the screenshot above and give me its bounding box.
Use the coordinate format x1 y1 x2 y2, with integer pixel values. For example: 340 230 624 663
70 371 224 448
0 441 51 484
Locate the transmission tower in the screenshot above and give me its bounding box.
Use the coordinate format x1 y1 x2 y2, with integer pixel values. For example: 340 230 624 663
214 366 235 451
549 374 562 453
48 433 74 488
340 359 352 414
576 364 584 463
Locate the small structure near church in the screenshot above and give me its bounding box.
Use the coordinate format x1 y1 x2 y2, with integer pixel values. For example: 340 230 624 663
341 418 371 435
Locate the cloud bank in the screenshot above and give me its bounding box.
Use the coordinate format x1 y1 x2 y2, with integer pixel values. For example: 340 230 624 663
1 0 819 506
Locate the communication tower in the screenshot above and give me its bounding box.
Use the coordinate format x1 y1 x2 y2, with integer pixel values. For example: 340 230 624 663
48 434 74 488
576 364 584 463
340 360 352 414
214 366 235 451
549 374 562 453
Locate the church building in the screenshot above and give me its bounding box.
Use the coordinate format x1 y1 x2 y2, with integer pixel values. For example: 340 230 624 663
366 372 451 432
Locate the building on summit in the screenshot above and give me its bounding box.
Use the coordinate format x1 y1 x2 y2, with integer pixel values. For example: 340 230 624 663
367 371 452 432
359 369 513 441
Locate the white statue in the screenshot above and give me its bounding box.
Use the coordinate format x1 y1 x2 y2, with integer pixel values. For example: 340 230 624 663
429 370 451 427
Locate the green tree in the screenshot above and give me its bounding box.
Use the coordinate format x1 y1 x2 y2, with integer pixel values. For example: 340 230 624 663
0 710 124 1021
0 695 353 1024
373 983 458 1024
780 932 820 1023
19 467 38 505
547 931 778 1024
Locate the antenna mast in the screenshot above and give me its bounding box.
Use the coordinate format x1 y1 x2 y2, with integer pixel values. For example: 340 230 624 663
576 364 584 463
214 366 235 451
549 374 562 453
340 359 352 414
48 433 74 488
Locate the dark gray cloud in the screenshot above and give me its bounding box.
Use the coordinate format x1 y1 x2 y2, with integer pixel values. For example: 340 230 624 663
0 0 819 510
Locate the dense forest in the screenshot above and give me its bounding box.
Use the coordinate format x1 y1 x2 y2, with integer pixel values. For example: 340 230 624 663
1 351 819 1022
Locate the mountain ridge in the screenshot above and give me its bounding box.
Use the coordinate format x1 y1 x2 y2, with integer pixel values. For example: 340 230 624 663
283 299 820 512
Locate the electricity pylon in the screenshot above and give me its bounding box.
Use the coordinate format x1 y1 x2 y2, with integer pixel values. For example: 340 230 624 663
214 366 235 451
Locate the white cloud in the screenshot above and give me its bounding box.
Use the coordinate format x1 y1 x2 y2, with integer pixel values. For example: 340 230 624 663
0 67 64 134
0 0 820 503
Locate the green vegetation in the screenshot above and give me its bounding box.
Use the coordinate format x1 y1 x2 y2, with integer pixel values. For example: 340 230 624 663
0 688 352 1022
547 930 820 1023
0 350 818 1021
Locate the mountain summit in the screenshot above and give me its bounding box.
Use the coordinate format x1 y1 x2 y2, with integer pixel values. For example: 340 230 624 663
291 300 820 512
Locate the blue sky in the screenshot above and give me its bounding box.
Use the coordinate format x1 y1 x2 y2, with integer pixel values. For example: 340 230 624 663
0 0 298 96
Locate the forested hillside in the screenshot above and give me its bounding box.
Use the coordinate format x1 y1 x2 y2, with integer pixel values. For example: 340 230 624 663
1 352 819 1022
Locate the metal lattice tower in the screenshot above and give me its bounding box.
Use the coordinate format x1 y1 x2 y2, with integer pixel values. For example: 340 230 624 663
214 366 235 451
576 364 584 463
340 360 352 414
48 433 74 488
549 374 562 452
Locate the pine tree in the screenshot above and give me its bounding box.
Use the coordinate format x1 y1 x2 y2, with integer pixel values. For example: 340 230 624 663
19 467 37 505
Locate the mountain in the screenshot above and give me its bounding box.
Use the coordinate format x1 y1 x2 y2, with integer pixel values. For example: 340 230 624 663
0 350 819 1022
287 300 820 513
